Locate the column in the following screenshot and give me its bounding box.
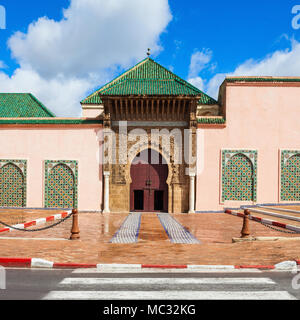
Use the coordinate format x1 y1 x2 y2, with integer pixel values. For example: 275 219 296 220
103 171 110 213
188 172 195 214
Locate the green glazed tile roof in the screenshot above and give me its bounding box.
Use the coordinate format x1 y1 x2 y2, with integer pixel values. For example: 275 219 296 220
0 93 55 118
82 58 218 105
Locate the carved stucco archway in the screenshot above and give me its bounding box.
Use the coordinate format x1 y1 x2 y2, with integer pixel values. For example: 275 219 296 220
106 127 190 213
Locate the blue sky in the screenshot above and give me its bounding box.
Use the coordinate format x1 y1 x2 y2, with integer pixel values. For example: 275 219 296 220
0 0 299 116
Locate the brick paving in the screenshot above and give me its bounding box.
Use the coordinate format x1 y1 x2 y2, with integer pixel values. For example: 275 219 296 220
0 210 300 266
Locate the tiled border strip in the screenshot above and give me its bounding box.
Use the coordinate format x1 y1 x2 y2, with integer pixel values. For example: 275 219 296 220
0 210 72 233
157 213 200 244
109 213 142 243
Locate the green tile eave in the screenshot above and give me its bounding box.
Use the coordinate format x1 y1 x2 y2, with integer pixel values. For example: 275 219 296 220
0 117 226 125
0 118 103 125
197 117 226 124
82 93 217 105
0 93 56 118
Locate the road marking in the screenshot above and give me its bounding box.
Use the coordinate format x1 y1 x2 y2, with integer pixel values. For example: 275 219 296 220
43 290 296 300
71 268 263 273
59 277 276 286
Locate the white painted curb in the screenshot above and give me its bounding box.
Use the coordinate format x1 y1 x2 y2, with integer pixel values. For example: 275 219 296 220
187 265 235 270
274 260 297 270
31 258 54 268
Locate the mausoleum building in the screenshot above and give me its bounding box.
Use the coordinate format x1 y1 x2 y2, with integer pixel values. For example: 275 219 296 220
0 58 299 213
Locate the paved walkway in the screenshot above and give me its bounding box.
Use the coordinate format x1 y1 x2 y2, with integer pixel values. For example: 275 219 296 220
0 210 300 266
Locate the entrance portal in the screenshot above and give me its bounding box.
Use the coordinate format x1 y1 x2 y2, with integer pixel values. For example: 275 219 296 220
130 149 168 212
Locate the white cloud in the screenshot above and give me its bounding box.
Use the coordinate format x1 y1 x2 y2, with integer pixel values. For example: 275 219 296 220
188 76 204 91
187 48 213 91
0 67 95 116
1 0 172 116
8 0 172 79
0 61 6 69
205 73 227 99
232 41 300 77
202 39 300 99
188 49 212 79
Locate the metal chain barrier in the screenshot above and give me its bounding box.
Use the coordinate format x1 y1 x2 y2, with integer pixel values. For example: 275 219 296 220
0 211 74 232
250 214 300 234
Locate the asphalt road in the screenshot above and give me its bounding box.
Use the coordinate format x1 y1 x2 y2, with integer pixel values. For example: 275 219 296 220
1 268 300 318
0 268 300 301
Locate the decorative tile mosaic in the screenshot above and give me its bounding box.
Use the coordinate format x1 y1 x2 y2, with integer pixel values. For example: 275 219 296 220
222 150 257 202
281 150 300 201
109 213 142 243
158 213 200 244
0 160 27 207
44 160 78 209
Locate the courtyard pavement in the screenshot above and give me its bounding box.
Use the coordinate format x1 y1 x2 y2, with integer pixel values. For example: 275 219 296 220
0 209 300 266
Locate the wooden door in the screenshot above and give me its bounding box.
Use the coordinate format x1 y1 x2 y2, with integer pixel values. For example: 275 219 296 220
130 149 168 212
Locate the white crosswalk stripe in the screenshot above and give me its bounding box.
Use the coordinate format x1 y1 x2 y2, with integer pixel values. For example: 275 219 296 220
43 290 295 300
59 277 276 285
42 275 297 300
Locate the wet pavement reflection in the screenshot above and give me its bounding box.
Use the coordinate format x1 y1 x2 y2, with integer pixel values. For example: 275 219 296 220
0 210 300 266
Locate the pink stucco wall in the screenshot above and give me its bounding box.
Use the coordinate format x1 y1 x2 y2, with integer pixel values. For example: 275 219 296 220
1 82 299 213
0 124 103 211
196 83 300 211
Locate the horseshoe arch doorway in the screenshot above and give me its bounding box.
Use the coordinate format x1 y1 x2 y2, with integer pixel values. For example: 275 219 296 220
130 149 168 212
